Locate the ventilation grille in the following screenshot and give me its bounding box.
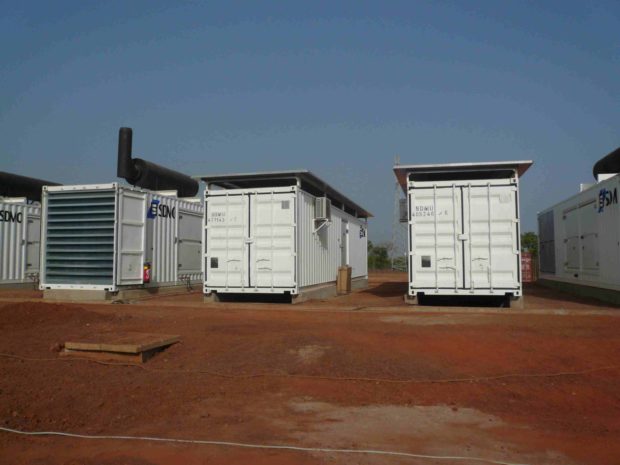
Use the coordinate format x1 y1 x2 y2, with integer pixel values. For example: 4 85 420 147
44 190 116 285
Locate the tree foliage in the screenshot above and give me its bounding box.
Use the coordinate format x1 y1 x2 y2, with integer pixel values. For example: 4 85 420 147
521 231 538 257
368 241 391 270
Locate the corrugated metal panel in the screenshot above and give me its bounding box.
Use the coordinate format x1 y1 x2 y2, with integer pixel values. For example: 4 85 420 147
147 192 176 285
347 218 368 279
146 193 203 286
538 210 555 274
408 176 521 296
0 200 40 284
297 190 368 289
176 200 203 283
177 208 203 278
298 190 339 288
538 174 620 292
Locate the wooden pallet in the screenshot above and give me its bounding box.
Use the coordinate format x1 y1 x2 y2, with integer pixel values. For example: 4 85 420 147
62 332 180 363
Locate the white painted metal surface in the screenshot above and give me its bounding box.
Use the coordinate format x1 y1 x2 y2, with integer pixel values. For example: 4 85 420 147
396 162 528 299
40 184 203 291
204 186 368 295
296 190 367 289
538 174 620 292
0 199 41 285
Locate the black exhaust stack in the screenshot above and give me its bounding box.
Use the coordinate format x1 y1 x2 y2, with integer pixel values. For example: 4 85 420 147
593 147 620 180
0 172 60 202
116 127 199 197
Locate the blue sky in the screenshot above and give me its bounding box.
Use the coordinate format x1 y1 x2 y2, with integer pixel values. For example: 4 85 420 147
1 1 618 242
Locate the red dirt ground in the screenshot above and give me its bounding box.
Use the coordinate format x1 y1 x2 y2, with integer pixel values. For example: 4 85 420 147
0 272 619 464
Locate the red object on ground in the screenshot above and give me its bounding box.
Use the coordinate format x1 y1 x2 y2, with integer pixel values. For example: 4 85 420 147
521 252 534 283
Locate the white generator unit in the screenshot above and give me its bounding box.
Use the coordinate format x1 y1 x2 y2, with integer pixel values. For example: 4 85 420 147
199 171 370 301
538 148 620 303
394 161 532 306
39 183 202 294
0 198 41 287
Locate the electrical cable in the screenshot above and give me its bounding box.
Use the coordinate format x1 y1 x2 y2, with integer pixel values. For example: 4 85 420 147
0 352 617 384
0 425 533 465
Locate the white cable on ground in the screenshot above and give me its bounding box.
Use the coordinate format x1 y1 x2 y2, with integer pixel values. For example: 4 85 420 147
0 425 532 465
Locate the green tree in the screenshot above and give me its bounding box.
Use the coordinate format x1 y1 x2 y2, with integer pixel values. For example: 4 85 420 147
521 231 538 257
368 241 391 270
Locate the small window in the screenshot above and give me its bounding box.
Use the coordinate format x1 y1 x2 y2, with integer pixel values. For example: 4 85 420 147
281 200 290 210
421 256 431 268
210 257 219 269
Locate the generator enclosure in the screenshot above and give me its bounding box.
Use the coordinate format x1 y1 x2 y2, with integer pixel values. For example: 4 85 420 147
199 171 370 297
394 161 532 300
0 198 41 286
538 173 620 292
40 183 202 292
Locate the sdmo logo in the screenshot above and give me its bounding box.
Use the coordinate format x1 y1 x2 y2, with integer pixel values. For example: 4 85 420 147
0 210 23 223
147 199 176 219
598 187 618 213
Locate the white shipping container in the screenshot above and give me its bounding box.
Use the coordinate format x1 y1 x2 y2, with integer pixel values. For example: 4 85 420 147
39 183 203 292
394 161 532 303
538 173 620 292
199 171 370 298
0 198 41 286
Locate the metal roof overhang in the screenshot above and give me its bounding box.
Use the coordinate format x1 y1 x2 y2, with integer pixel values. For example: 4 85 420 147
196 170 372 218
393 160 533 192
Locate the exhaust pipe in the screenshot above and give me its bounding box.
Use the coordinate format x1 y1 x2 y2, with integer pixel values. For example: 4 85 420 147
116 127 199 197
0 172 60 202
593 147 620 180
117 127 138 182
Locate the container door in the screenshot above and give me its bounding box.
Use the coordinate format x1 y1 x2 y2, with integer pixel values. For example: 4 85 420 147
25 215 40 275
116 189 146 285
410 185 463 290
579 201 599 272
205 193 249 289
249 191 296 289
462 183 519 290
178 210 202 276
563 207 580 271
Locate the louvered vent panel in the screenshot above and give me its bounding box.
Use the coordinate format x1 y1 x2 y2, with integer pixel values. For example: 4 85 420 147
45 190 116 285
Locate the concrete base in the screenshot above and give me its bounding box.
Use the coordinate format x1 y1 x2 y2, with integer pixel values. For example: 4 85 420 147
538 279 620 306
204 277 370 305
44 283 197 303
0 281 38 290
509 295 525 309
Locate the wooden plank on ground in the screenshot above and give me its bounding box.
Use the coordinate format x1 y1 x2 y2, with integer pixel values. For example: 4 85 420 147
65 332 180 354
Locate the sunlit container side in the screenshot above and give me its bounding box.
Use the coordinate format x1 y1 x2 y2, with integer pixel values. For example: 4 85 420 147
39 183 202 293
394 161 533 306
0 198 41 287
199 171 370 301
538 173 620 295
297 190 367 288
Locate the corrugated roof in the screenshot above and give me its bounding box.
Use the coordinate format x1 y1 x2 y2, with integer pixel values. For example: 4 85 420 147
393 160 533 191
196 170 372 218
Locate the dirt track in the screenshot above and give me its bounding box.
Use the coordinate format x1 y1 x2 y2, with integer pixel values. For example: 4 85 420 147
1 272 619 465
